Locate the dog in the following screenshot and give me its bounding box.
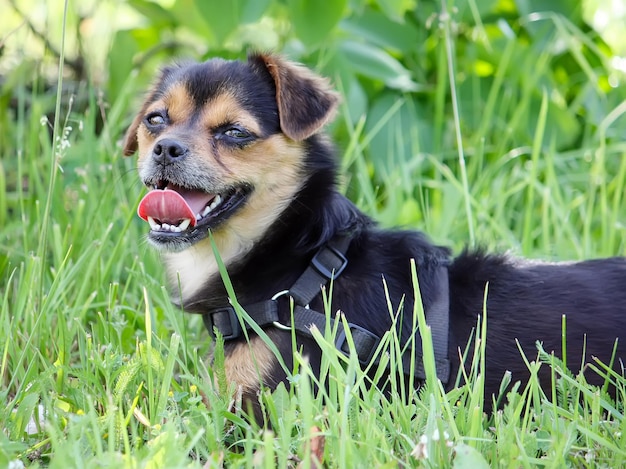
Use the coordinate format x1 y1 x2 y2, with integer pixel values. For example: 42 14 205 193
123 52 626 415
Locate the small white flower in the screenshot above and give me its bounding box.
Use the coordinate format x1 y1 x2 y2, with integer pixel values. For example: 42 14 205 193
411 441 428 460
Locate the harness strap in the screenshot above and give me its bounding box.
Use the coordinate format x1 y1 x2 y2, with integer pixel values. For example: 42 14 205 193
203 235 451 385
201 236 350 338
427 266 450 382
290 304 381 365
288 235 351 306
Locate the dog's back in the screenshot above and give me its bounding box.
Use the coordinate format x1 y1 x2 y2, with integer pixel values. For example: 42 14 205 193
449 252 626 397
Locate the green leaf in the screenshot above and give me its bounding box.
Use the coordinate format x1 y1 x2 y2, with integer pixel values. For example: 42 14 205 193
516 0 583 36
527 96 580 149
344 77 368 124
454 0 499 23
193 0 237 44
365 92 432 176
516 0 582 22
0 431 26 466
398 198 421 225
170 0 216 43
287 0 348 47
338 41 421 91
453 443 491 469
340 5 420 53
107 30 140 103
128 0 177 27
375 0 416 23
189 0 271 44
325 54 369 123
240 0 272 23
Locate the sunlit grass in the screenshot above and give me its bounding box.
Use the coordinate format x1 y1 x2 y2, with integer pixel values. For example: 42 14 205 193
1 4 626 468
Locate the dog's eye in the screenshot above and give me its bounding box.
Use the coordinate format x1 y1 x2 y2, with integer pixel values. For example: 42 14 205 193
144 112 167 128
215 124 255 146
224 128 250 139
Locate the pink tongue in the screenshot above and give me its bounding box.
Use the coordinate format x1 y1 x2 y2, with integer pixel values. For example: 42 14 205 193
137 188 214 227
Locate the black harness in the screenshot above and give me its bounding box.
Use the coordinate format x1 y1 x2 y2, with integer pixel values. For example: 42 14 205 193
202 235 451 385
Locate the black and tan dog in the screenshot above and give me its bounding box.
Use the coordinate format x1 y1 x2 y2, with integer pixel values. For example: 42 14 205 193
123 52 626 412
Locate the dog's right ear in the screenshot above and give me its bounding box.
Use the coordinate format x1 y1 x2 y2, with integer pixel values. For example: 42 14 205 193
122 112 143 156
250 53 340 141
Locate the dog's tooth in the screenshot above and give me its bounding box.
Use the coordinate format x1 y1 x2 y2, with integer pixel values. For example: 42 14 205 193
162 223 171 231
198 195 222 219
194 195 223 221
210 194 222 210
147 216 161 231
179 219 191 231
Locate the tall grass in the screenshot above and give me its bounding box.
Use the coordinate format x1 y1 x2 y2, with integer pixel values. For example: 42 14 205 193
1 6 626 469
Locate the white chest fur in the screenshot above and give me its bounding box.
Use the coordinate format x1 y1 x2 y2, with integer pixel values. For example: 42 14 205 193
162 231 251 303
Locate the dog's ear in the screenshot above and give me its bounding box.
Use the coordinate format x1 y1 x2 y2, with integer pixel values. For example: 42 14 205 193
250 53 340 141
122 112 143 156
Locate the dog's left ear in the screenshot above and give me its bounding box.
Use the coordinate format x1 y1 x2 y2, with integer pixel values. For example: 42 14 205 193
250 53 340 141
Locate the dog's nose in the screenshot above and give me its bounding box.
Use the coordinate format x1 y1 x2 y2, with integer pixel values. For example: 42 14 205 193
152 138 188 164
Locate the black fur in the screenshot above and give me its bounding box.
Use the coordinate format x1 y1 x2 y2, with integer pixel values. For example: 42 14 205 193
183 127 626 404
131 54 626 413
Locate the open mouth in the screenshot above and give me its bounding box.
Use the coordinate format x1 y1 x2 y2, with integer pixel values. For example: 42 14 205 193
137 181 251 242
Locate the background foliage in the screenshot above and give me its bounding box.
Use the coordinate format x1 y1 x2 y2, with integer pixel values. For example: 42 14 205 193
1 0 625 466
2 0 626 253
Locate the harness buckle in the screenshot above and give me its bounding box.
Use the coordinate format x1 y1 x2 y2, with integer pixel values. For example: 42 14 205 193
335 323 381 365
270 290 294 331
311 245 348 280
203 306 241 340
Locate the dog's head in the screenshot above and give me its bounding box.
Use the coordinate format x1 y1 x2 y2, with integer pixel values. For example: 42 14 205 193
123 53 339 252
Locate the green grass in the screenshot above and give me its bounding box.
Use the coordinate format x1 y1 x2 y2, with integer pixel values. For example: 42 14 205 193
2 8 626 469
